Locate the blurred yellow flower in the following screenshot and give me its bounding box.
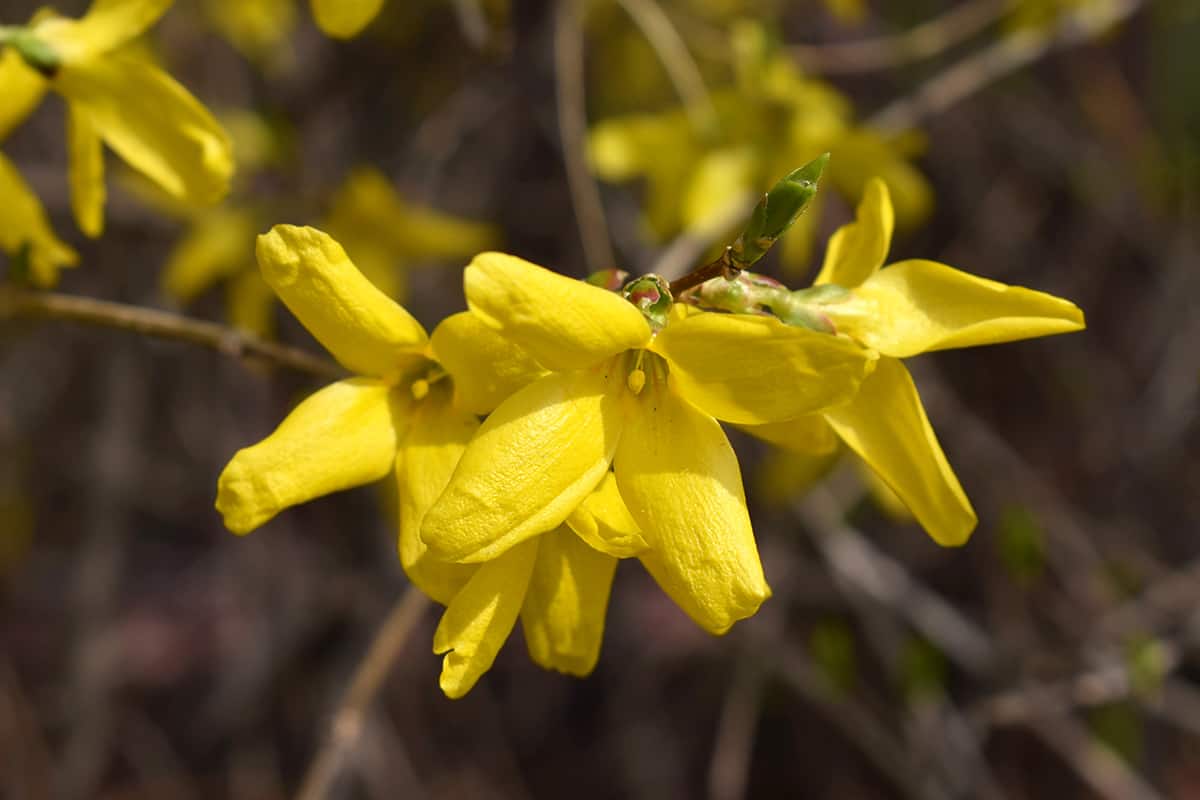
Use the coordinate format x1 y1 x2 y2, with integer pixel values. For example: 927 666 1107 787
0 0 233 240
742 179 1086 545
310 0 385 38
202 0 296 66
588 21 931 271
0 150 78 286
419 253 875 678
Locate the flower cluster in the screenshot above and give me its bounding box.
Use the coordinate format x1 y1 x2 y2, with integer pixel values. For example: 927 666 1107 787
215 168 1084 698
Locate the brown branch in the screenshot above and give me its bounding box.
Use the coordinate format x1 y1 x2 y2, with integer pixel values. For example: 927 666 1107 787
294 584 431 800
789 0 1009 75
0 288 343 380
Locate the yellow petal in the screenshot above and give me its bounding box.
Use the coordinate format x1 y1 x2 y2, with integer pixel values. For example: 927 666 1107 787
421 366 622 563
520 526 617 676
66 103 105 238
681 147 756 232
434 538 538 699
225 269 276 338
823 357 976 546
850 259 1086 357
465 252 652 371
215 378 406 535
652 311 876 425
310 0 384 38
55 54 232 207
395 385 479 606
255 225 429 378
741 414 839 455
162 208 259 302
0 50 47 142
34 0 172 60
814 177 893 288
0 151 78 287
430 311 546 416
614 375 770 634
565 471 648 558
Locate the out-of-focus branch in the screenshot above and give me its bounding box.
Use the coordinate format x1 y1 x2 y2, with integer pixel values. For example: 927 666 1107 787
789 0 1009 75
614 0 716 132
294 584 431 800
1032 716 1164 800
553 0 617 273
0 288 343 380
869 0 1146 133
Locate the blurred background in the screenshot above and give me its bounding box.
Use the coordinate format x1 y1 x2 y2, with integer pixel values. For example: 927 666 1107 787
1 0 1198 797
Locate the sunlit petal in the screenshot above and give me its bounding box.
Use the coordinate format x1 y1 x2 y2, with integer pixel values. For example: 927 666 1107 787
422 366 622 563
66 103 105 238
850 259 1086 357
652 311 876 425
216 379 407 535
310 0 384 39
520 527 617 676
55 54 233 207
430 311 546 416
823 357 976 546
36 0 172 60
465 252 652 371
614 375 770 634
565 471 648 558
434 539 538 699
814 177 893 288
395 385 479 606
256 225 428 378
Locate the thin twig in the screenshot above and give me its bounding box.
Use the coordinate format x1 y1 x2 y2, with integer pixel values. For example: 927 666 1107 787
294 584 431 800
868 0 1146 133
614 0 716 132
553 0 617 273
1031 715 1164 800
790 0 1009 75
0 288 343 380
707 659 764 800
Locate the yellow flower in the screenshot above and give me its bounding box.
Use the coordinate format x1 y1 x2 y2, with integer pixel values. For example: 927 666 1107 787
0 150 78 286
587 22 931 271
201 0 297 67
309 0 384 38
418 253 876 681
743 178 1086 545
215 225 554 698
0 0 233 239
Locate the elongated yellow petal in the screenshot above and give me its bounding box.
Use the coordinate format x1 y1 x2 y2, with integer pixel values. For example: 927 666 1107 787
395 385 479 606
823 357 976 546
0 50 47 142
520 527 617 676
614 376 770 634
36 0 172 60
565 471 648 558
216 378 407 535
310 0 384 38
66 103 105 237
0 151 78 287
256 225 429 378
434 539 538 699
162 208 259 302
430 311 547 416
422 366 622 563
741 414 839 455
55 54 232 207
814 177 893 288
652 312 876 425
850 259 1086 357
465 252 652 371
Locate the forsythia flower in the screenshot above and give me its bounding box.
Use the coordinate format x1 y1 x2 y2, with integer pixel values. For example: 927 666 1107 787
588 21 930 271
418 253 876 677
0 0 233 239
0 151 78 286
742 178 1086 545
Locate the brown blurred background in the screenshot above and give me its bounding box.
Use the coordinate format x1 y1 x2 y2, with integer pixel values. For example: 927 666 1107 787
2 1 1199 798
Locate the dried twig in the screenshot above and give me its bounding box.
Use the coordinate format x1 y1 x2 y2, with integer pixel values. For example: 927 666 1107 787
0 288 343 380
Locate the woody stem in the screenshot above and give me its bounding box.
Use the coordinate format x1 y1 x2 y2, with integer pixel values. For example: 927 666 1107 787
668 247 739 298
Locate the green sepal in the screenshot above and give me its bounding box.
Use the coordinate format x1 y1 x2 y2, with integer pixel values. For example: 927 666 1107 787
622 274 673 331
729 154 829 269
7 29 61 75
586 269 629 291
